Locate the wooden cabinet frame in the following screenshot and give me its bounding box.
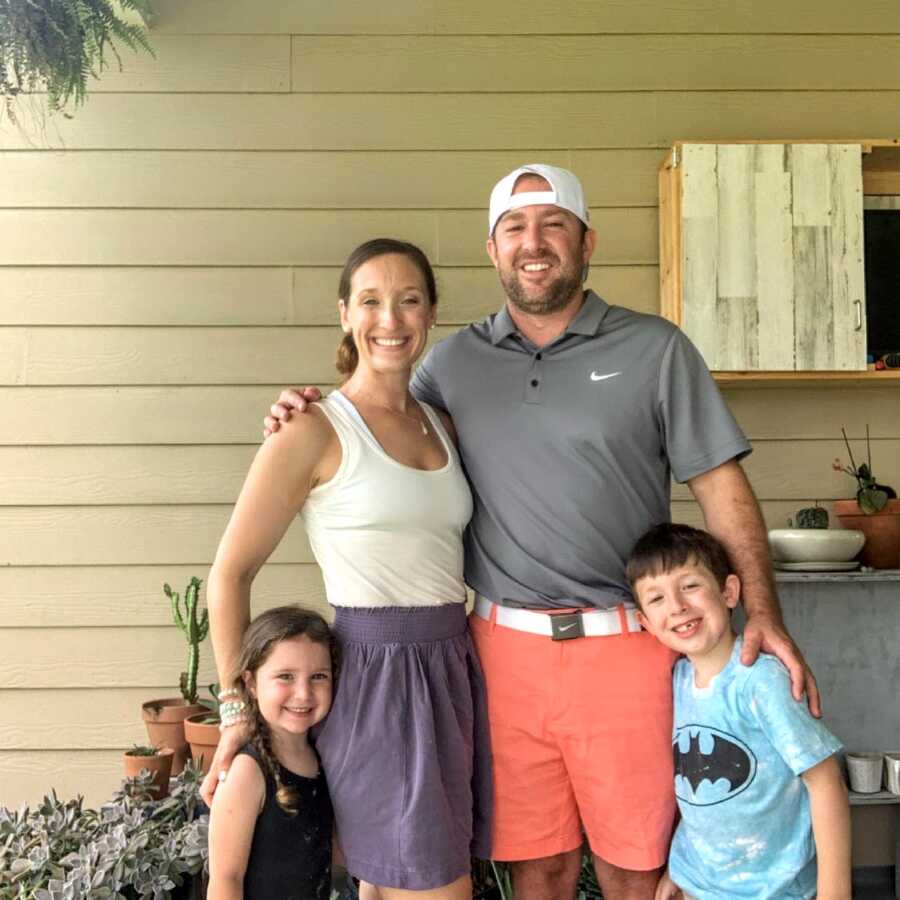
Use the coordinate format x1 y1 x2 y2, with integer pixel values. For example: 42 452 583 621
659 138 900 384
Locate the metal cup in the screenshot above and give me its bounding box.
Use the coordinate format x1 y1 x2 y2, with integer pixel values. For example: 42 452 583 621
846 752 884 793
884 753 900 795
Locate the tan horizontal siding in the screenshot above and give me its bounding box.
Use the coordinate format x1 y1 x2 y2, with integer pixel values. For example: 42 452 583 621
145 0 900 35
434 0 900 35
1 627 218 689
0 325 460 385
5 93 900 151
0 209 653 266
291 36 900 93
723 388 900 440
0 506 313 566
0 565 325 627
0 150 661 209
6 440 900 506
0 689 190 749
0 267 297 325
0 265 658 326
84 36 290 92
670 440 900 501
0 446 255 504
0 386 316 444
150 0 435 36
0 210 437 266
0 750 124 809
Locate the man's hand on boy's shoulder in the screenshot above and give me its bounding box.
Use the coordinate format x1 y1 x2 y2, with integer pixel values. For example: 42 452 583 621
741 611 822 718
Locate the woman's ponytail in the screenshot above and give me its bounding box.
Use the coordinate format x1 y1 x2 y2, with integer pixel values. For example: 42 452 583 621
335 331 358 381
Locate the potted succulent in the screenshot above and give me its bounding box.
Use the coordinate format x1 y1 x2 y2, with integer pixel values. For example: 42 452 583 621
793 503 829 529
184 683 223 775
122 744 175 799
833 426 900 568
142 577 209 774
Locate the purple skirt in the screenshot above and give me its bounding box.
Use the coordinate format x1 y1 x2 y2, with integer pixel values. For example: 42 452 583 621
314 603 493 890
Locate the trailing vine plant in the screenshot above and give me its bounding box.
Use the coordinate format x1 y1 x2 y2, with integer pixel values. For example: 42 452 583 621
0 0 155 122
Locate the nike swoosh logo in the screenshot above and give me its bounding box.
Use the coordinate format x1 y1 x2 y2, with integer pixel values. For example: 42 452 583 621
590 371 621 382
557 622 577 631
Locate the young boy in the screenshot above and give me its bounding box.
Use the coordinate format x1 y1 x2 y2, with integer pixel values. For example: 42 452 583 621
626 523 851 900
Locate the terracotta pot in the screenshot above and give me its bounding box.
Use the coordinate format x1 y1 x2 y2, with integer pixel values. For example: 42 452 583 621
184 712 221 774
141 698 206 774
834 499 900 569
123 746 174 798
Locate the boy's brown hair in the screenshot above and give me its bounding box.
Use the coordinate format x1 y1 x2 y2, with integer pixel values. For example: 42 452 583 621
626 522 734 607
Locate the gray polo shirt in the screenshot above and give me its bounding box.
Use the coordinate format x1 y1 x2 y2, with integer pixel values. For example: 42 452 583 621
410 290 751 610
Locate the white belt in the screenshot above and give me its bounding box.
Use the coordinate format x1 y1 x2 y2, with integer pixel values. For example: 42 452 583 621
473 595 642 640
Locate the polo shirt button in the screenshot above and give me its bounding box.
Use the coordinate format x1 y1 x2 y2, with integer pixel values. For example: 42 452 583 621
531 379 539 387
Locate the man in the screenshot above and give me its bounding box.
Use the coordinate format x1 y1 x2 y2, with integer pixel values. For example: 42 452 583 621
263 164 818 900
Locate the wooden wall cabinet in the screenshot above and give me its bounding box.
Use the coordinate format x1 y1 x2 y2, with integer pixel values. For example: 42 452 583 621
659 139 900 382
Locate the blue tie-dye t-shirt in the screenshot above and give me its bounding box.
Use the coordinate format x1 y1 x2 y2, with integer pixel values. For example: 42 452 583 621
668 636 842 900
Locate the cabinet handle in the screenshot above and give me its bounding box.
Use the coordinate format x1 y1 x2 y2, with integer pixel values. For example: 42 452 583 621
854 299 863 331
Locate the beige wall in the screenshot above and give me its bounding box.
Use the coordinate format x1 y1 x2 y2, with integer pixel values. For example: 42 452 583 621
2 0 899 852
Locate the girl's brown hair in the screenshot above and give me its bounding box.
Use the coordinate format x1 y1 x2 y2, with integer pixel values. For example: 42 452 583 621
336 238 438 382
234 605 339 814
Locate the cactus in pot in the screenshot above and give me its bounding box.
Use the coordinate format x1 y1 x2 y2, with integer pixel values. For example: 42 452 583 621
794 504 829 529
165 576 209 705
142 577 209 774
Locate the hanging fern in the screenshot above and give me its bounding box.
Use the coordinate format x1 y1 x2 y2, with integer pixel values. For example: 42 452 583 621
0 0 155 120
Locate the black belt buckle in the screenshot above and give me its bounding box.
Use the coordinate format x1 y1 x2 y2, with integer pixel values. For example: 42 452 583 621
550 612 584 641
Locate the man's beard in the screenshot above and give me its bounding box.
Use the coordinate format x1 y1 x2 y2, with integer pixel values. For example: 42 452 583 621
498 251 584 315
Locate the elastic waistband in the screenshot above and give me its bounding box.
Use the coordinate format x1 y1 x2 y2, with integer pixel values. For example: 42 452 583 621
331 603 467 644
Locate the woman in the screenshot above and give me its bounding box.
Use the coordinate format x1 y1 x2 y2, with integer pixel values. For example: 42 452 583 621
204 238 492 900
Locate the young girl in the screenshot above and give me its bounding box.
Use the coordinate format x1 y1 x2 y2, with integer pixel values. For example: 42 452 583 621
207 606 339 900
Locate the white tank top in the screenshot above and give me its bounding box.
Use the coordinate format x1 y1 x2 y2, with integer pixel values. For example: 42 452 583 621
300 391 473 608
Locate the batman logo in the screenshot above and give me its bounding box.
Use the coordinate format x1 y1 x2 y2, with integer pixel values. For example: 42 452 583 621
673 725 757 806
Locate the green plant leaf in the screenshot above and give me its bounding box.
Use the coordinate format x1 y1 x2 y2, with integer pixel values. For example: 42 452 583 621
858 488 889 515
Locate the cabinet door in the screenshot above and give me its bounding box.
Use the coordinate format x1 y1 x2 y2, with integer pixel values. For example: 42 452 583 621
680 142 866 371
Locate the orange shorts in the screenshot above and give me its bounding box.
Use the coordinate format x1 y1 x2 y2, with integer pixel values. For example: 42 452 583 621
470 606 677 869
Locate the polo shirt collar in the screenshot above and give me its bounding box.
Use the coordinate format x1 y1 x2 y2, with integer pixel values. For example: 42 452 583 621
489 290 610 345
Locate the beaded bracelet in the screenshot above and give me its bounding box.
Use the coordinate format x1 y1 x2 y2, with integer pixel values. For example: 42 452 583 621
217 686 240 701
219 700 246 721
218 713 250 733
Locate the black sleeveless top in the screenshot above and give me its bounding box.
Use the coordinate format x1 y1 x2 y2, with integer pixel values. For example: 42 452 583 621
237 743 333 900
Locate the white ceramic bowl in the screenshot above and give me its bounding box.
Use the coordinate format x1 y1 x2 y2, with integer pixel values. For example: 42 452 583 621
768 528 865 563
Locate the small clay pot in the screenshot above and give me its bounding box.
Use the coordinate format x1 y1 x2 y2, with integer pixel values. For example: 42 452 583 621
834 499 900 569
123 746 175 798
184 712 222 774
141 698 207 774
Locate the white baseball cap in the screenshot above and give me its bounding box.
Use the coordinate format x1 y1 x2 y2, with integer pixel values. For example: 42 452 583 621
488 163 590 236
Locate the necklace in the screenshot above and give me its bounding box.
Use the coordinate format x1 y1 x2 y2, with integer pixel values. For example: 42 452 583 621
346 391 429 435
